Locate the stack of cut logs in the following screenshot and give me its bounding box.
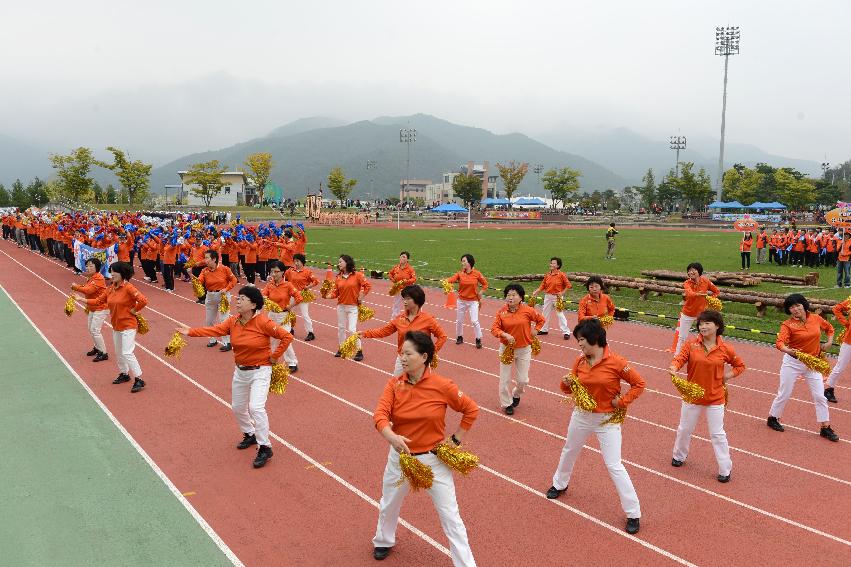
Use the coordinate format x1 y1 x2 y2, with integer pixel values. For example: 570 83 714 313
640 269 819 287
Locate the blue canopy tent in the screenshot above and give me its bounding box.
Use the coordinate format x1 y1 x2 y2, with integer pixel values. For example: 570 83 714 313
482 197 510 207
707 200 745 209
514 197 547 207
764 202 787 209
431 202 471 228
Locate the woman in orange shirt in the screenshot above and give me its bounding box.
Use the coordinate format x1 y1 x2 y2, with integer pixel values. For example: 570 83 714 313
262 260 301 372
71 257 110 362
668 310 745 482
285 253 320 341
530 256 572 339
577 275 615 322
330 254 371 361
739 231 752 270
387 251 417 317
446 253 488 349
76 261 149 393
492 284 545 415
178 286 294 469
546 318 644 535
371 331 479 564
673 262 719 355
824 297 851 403
768 294 838 441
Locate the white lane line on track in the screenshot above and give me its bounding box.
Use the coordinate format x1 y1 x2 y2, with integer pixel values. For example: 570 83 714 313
0 284 245 567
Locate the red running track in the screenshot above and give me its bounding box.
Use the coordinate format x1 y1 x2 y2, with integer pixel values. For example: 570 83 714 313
1 238 849 566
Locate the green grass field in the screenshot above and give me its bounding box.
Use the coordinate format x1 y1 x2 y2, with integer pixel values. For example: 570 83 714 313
305 226 849 352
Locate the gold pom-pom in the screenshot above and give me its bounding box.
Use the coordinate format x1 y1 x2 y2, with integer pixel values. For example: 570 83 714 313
264 298 283 313
301 288 316 303
526 295 539 307
319 279 333 298
837 327 847 344
269 363 290 395
440 279 453 294
184 257 196 269
357 303 374 322
339 333 360 359
670 372 706 403
563 373 597 411
601 406 627 425
284 311 297 327
388 280 405 296
135 313 149 335
531 336 542 356
555 296 566 312
500 344 515 365
706 296 723 311
64 296 76 317
434 443 479 475
396 453 433 491
430 353 439 369
795 350 831 377
219 293 230 314
598 315 614 329
191 276 205 299
164 332 187 358
723 382 729 406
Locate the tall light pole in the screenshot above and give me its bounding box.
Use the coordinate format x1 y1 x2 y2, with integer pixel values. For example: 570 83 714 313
715 25 740 200
399 128 416 205
669 136 687 178
533 163 545 208
822 160 831 184
366 160 377 203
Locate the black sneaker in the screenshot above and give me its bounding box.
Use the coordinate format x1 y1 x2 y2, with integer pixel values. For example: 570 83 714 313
288 365 298 373
563 333 571 340
511 397 521 408
373 547 391 561
219 344 232 352
546 485 566 499
113 373 130 384
824 387 837 403
717 473 731 483
820 426 839 442
237 433 257 450
93 352 109 362
767 416 784 432
504 405 514 415
671 458 684 467
625 518 640 535
354 351 364 362
537 331 549 336
334 351 342 358
456 336 463 345
305 332 315 341
86 347 99 356
253 445 273 468
130 378 146 393
475 338 482 349
206 340 217 348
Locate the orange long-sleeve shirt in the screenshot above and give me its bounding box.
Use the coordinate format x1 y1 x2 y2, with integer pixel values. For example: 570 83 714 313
535 270 572 295
331 271 371 305
775 313 834 357
560 349 645 413
756 232 768 249
373 369 479 454
739 236 753 253
491 304 546 348
262 278 302 309
89 282 148 331
671 336 745 405
239 240 259 263
293 229 307 254
285 266 319 291
577 293 615 320
838 239 851 262
361 310 447 353
72 272 108 311
832 299 851 345
682 277 720 317
117 240 133 262
446 269 488 301
161 243 178 265
198 265 238 292
188 312 292 365
388 264 417 286
278 240 297 265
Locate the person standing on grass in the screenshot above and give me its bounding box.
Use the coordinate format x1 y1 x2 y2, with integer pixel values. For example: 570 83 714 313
177 286 293 469
530 257 572 340
70 257 109 362
361 285 447 375
76 261 148 393
546 319 644 535
740 232 752 270
285 254 320 341
577 275 615 323
767 294 839 442
668 310 745 483
371 331 479 565
447 253 488 349
671 263 719 355
836 232 851 288
198 249 238 352
262 260 301 373
824 296 851 404
330 254 371 361
605 222 618 260
755 227 768 264
492 284 545 416
387 251 417 318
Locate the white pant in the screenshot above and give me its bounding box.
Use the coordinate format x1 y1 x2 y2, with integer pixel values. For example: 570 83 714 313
456 299 482 339
231 366 272 446
672 403 732 476
205 291 230 345
826 342 850 387
675 313 696 354
112 329 142 378
769 354 830 423
551 408 641 518
337 304 361 350
498 345 531 408
372 449 476 567
294 301 314 334
540 294 569 334
391 294 403 318
268 312 297 366
88 309 109 352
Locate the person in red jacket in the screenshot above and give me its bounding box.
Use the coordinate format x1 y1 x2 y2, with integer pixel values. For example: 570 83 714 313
387 251 417 317
330 254 371 361
546 318 645 535
672 263 719 355
446 254 488 348
530 257 572 339
755 227 768 264
70 257 110 362
739 232 753 270
492 284 545 415
668 310 745 482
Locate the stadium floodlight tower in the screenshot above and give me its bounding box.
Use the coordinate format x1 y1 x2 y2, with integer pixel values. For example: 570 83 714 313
669 136 687 178
715 25 740 200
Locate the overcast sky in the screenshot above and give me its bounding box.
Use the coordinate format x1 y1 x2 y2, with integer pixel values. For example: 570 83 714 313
1 0 847 166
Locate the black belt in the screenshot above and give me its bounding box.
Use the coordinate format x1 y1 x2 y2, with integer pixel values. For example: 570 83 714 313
238 365 260 371
411 450 437 456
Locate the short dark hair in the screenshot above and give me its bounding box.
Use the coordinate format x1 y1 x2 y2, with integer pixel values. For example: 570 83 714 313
610 222 616 227
293 253 306 265
401 284 425 307
403 330 435 365
205 249 219 262
339 254 355 273
109 261 134 281
238 285 265 312
686 262 704 275
585 275 606 291
461 253 475 268
270 260 287 272
400 251 410 259
503 283 526 299
573 318 607 347
86 257 102 272
783 293 810 315
696 310 725 335
550 257 562 268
